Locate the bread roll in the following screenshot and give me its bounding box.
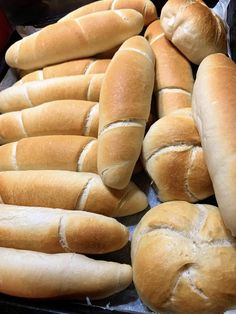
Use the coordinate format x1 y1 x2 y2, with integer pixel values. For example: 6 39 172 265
0 100 99 144
16 59 111 85
5 9 144 70
142 108 214 202
98 35 155 189
59 0 157 26
0 204 128 254
192 53 236 236
0 247 132 299
0 170 148 217
0 135 97 173
131 201 236 314
0 74 104 113
144 20 193 117
160 0 227 64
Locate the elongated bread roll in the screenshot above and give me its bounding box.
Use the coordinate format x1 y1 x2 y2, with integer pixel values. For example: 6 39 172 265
0 170 148 217
145 20 193 117
98 35 155 189
16 59 111 85
142 108 213 202
0 247 132 299
0 135 97 173
60 0 157 26
160 0 227 64
131 201 236 314
0 204 128 254
5 9 144 70
192 53 236 236
0 100 99 144
0 74 103 113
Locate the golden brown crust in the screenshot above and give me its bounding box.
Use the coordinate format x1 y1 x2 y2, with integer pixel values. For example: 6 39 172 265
5 9 144 70
0 170 148 217
0 204 129 254
98 35 155 189
142 108 214 202
192 53 236 236
160 0 227 64
131 201 236 314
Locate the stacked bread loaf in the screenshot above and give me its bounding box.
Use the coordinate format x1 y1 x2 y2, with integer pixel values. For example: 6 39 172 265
1 0 236 312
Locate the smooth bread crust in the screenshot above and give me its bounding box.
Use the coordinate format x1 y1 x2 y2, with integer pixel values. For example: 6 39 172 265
131 201 236 314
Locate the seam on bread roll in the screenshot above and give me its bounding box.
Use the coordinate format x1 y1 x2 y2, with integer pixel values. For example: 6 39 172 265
11 142 19 171
75 177 93 210
146 144 195 162
58 215 72 252
99 119 145 136
84 60 97 74
116 183 135 212
158 88 191 95
111 0 118 10
87 75 97 101
83 103 99 136
16 111 28 136
38 70 44 80
22 85 33 108
150 33 165 45
119 47 154 65
113 9 129 21
74 19 89 43
193 204 208 237
77 139 97 172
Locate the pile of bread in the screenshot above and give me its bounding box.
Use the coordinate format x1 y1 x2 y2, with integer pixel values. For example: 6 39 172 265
0 0 236 313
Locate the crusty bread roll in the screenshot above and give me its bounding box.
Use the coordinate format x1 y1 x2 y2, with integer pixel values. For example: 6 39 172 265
142 108 214 202
0 74 103 113
0 247 132 299
144 20 193 117
0 135 97 172
16 59 111 85
59 0 157 25
160 0 227 64
0 204 128 254
98 35 155 189
0 100 99 144
5 9 144 70
0 170 148 217
192 53 236 236
131 201 236 314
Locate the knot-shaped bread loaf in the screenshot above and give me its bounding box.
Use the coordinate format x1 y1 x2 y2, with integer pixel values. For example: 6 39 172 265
131 201 236 314
160 0 227 64
142 108 214 202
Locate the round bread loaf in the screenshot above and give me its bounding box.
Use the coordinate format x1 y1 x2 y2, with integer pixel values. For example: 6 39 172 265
131 201 236 314
142 108 214 202
160 0 227 64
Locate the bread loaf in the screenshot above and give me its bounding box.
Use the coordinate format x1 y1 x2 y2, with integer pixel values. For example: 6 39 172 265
131 201 236 314
160 0 227 64
0 170 148 217
98 35 155 189
0 247 132 299
144 20 193 117
0 100 99 144
0 204 128 254
59 0 157 26
16 59 111 85
0 74 104 113
0 135 97 173
142 108 214 202
192 53 236 236
5 9 144 70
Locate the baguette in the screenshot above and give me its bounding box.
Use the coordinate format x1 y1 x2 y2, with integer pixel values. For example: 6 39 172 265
144 20 193 117
160 0 227 64
0 135 97 173
0 100 99 144
0 204 128 254
98 35 155 189
0 74 104 113
192 53 236 236
0 247 132 299
59 0 157 26
5 9 144 70
0 170 148 217
16 59 111 85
